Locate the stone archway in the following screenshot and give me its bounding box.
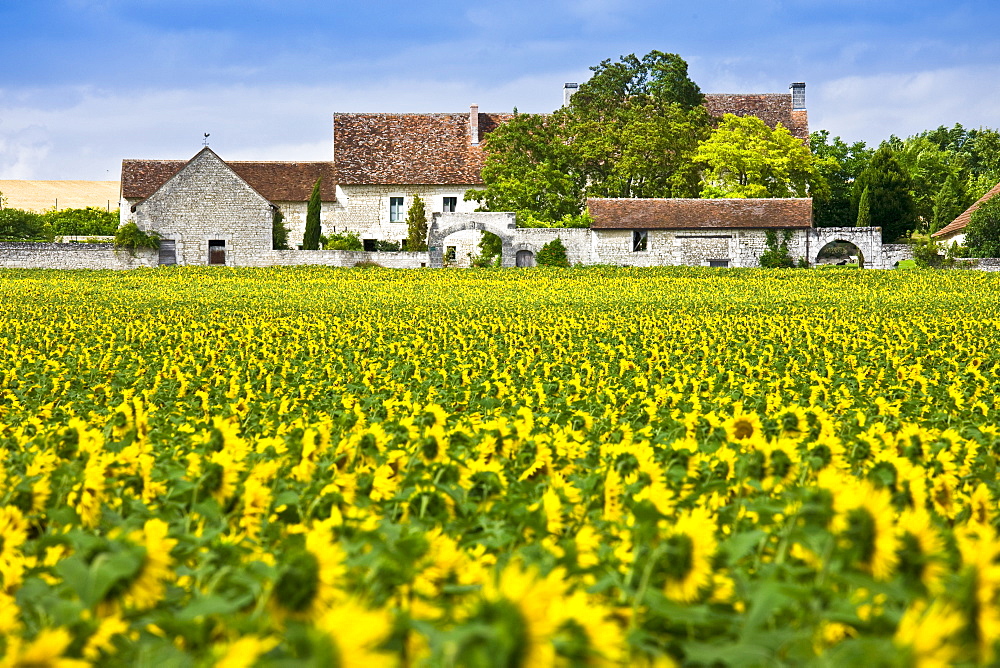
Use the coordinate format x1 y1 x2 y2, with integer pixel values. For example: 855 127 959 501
427 212 518 268
816 240 865 268
807 227 884 269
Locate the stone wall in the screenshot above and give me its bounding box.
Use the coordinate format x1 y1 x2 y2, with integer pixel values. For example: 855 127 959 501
0 243 157 269
510 228 594 265
879 244 915 268
134 150 272 266
241 250 429 269
954 258 1000 271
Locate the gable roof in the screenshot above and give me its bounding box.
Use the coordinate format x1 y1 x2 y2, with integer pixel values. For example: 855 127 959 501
703 94 809 140
932 180 1000 239
140 147 272 209
333 112 514 185
121 157 336 202
587 197 813 230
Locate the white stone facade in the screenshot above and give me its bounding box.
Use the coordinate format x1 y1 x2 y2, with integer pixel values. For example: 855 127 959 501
329 184 481 245
588 228 809 268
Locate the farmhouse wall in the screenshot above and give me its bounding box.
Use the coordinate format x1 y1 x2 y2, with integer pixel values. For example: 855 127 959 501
134 149 272 266
588 228 809 267
330 184 483 244
0 242 157 270
273 201 337 249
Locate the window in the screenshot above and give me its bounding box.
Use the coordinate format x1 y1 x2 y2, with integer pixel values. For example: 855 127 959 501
389 197 404 222
632 230 648 252
442 196 457 213
709 259 730 268
363 238 377 251
445 246 457 262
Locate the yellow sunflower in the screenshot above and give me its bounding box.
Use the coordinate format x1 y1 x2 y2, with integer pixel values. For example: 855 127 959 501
826 473 898 580
121 518 177 611
315 599 395 668
271 520 345 620
662 508 718 603
894 599 963 668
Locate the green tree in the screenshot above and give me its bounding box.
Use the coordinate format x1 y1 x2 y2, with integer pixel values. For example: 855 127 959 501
0 208 43 240
468 50 711 223
536 237 570 267
302 178 323 250
41 207 119 237
693 114 830 199
472 231 502 267
272 208 290 250
852 146 918 243
893 137 962 231
965 196 1000 257
930 171 967 234
809 130 872 227
405 194 428 251
856 187 871 227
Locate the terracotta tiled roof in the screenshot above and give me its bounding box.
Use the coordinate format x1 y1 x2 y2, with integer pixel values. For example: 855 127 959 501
333 112 514 185
703 94 809 140
587 197 813 230
932 180 1000 239
121 159 337 202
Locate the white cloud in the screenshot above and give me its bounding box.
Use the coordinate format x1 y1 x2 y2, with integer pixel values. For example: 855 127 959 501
812 65 1000 144
0 74 577 179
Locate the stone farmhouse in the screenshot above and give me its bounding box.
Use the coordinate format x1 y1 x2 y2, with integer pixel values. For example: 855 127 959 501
1 81 912 270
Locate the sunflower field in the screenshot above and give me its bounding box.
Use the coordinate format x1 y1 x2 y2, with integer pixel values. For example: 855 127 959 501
2 265 1000 666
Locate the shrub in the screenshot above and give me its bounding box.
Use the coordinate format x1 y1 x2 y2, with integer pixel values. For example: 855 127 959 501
113 222 160 255
405 195 428 252
536 238 570 267
373 239 401 252
272 208 290 250
323 231 363 251
759 230 795 268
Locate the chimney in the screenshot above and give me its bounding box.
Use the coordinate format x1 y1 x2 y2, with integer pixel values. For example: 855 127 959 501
790 82 806 110
563 82 579 107
470 104 479 145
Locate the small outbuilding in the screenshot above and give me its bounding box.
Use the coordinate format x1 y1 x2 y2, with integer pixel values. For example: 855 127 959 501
586 197 814 267
131 148 273 266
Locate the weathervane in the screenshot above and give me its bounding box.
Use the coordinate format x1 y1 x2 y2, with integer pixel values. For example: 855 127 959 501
203 133 210 147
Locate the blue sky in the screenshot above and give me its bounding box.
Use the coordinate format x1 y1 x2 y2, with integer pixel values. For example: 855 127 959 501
2 0 1000 180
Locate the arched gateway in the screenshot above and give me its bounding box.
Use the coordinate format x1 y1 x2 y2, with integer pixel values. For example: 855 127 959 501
427 212 518 268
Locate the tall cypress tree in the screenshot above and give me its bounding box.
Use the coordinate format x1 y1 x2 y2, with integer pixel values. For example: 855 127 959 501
853 147 917 242
930 171 967 234
302 177 322 250
856 187 871 227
